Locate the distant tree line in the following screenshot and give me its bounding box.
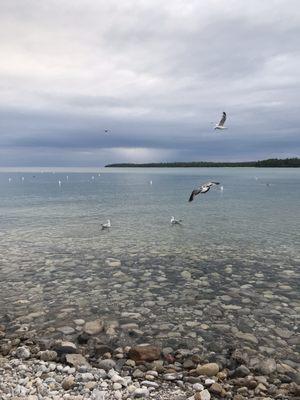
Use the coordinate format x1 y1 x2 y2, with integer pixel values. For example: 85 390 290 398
105 158 300 168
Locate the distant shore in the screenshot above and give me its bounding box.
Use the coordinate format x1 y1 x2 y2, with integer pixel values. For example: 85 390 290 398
106 158 300 168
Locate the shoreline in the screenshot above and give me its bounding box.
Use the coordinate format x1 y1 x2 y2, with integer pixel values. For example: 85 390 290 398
0 322 299 400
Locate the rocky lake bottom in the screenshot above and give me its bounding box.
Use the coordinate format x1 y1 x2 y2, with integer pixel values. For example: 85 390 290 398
0 233 299 399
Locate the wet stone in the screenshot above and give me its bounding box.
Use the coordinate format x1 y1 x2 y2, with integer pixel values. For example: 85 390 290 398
128 345 161 362
234 365 251 377
97 359 116 370
257 358 277 375
53 341 77 355
196 363 219 376
39 350 57 361
66 353 90 368
62 375 75 390
195 389 211 400
84 319 104 335
57 326 75 335
15 346 30 360
105 258 121 268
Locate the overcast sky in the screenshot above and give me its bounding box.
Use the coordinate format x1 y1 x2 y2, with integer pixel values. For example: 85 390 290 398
0 0 299 166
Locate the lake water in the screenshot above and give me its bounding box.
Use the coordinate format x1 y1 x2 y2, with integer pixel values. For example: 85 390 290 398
0 168 299 365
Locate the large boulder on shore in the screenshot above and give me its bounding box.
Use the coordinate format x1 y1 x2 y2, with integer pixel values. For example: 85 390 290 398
128 345 161 362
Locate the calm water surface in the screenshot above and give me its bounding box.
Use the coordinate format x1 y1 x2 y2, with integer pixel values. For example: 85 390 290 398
0 168 299 362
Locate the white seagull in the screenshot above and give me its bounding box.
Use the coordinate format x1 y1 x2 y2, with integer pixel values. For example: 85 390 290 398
214 112 227 130
170 216 182 225
101 219 111 230
189 181 220 202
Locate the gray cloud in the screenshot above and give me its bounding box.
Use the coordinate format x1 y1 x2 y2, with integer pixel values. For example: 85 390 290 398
0 0 299 166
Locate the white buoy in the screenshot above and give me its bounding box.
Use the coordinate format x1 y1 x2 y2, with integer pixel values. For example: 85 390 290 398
58 180 62 187
21 176 24 182
149 180 153 185
98 173 101 177
220 185 224 191
91 176 95 180
66 175 69 181
8 177 12 182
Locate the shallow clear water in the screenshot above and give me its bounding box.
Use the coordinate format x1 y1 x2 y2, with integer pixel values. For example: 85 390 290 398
0 168 299 361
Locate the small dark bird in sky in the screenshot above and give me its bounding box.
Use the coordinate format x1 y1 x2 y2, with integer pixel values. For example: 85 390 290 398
104 129 110 134
189 181 220 202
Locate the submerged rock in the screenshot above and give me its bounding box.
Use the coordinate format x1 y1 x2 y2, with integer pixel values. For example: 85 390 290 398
57 326 75 335
105 258 121 268
128 345 161 362
235 332 258 344
84 319 104 335
257 358 277 375
53 341 77 355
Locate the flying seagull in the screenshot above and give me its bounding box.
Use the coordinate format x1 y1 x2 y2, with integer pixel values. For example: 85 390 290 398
189 181 220 202
101 219 111 230
104 129 110 134
214 112 227 130
171 216 182 225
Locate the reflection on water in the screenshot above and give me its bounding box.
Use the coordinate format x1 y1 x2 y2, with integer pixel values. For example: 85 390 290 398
0 168 299 363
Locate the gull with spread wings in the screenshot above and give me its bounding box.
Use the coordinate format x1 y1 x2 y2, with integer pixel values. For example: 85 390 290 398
189 182 220 202
214 112 227 130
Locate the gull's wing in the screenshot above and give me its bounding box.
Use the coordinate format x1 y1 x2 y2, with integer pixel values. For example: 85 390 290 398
189 189 200 202
207 181 220 187
218 112 226 126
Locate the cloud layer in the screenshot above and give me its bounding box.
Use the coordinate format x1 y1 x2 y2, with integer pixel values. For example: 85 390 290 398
0 0 299 166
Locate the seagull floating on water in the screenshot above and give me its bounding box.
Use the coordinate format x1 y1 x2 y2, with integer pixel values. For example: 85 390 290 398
189 181 220 202
170 216 182 225
214 112 227 130
101 219 111 230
